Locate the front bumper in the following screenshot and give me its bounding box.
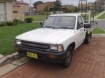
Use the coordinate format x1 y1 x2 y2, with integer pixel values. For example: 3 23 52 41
16 46 66 62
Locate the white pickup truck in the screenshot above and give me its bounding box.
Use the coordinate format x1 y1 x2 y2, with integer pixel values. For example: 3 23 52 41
16 13 92 68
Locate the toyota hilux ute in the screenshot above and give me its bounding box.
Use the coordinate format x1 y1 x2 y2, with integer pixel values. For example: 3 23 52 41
16 13 92 68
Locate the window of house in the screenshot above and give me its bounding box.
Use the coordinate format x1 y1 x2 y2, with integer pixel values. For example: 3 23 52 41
13 10 18 13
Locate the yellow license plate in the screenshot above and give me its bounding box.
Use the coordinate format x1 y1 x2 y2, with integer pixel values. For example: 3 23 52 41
27 52 38 59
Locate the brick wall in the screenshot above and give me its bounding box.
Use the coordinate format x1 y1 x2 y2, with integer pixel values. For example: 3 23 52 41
36 2 55 13
13 1 29 21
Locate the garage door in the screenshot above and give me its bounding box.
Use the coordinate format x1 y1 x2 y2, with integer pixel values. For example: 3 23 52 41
0 3 6 22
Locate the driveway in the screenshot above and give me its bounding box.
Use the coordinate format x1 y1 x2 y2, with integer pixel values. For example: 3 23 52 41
97 20 105 29
1 37 105 78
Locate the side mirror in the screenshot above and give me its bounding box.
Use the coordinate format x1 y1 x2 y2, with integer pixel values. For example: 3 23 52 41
84 23 91 28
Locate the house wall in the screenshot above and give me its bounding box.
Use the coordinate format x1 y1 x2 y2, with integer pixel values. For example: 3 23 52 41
6 2 14 21
0 3 6 22
13 3 29 21
0 1 14 22
36 2 55 13
0 1 29 22
36 4 45 13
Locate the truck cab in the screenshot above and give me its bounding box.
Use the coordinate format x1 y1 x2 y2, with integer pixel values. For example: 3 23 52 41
16 13 92 68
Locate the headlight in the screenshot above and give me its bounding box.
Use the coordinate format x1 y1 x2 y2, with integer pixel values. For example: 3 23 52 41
50 44 64 52
16 40 22 45
50 45 58 50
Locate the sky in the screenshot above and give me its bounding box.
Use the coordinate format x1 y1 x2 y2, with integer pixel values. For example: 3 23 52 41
18 0 96 6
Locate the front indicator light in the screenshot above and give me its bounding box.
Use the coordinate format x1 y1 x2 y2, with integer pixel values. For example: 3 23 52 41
48 54 57 59
16 40 22 45
57 44 64 52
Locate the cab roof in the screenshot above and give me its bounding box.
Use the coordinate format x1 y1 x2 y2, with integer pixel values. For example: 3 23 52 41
50 13 81 17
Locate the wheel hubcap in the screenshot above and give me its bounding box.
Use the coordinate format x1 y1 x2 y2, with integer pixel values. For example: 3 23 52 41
66 51 72 65
88 36 91 42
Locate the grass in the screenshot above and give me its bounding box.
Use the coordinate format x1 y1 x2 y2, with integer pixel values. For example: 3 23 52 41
0 14 46 55
98 13 105 19
93 27 105 34
26 15 47 21
0 23 40 55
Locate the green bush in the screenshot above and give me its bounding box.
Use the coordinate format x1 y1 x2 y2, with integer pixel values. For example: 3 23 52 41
24 18 33 23
0 20 24 27
6 21 14 26
13 19 24 25
0 22 7 27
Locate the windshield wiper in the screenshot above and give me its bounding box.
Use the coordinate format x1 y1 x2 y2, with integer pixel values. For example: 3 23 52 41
60 27 70 29
44 26 56 29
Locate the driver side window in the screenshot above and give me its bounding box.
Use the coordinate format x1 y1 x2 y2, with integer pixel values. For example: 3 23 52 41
77 16 84 29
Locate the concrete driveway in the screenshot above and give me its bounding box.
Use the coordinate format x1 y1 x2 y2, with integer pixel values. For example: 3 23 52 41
1 37 105 78
97 20 105 29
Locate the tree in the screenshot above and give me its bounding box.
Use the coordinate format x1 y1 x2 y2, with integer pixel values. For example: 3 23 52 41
52 0 62 12
44 6 49 12
33 1 43 8
44 6 50 18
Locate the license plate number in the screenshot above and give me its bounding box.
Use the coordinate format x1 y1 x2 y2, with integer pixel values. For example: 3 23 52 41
27 52 38 59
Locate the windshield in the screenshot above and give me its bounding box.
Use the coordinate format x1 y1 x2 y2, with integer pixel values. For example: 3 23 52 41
43 16 76 29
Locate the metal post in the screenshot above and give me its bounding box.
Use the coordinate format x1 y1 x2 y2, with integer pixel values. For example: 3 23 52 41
78 0 80 12
29 0 32 16
89 10 91 23
93 1 96 21
4 2 8 22
86 1 88 12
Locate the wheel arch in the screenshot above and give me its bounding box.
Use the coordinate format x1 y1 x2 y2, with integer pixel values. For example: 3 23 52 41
67 42 75 51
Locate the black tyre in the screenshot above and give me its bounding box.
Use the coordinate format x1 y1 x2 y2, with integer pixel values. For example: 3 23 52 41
62 46 74 68
84 33 92 44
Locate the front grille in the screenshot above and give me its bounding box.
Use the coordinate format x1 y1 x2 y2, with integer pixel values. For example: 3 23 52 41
21 41 50 52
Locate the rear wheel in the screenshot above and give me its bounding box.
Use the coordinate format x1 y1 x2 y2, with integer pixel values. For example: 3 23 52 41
84 33 92 44
62 46 74 68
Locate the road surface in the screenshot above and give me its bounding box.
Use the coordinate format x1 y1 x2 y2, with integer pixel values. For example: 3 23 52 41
96 20 105 29
1 37 105 78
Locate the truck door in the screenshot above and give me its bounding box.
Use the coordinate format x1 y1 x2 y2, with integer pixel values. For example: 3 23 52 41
76 16 86 46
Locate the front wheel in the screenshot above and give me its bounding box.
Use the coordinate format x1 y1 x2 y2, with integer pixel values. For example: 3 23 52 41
62 47 73 68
